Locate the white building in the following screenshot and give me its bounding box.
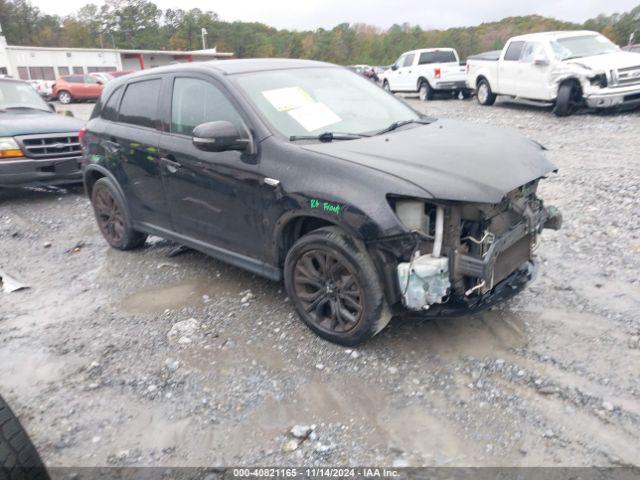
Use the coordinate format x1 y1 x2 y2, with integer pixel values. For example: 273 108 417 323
0 30 233 81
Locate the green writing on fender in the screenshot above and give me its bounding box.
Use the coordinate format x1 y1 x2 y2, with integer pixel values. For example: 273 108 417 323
310 198 341 215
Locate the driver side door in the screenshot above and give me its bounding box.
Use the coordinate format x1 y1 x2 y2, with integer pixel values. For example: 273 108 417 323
158 74 269 258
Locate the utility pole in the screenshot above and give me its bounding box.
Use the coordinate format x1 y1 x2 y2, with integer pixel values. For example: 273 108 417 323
201 28 208 50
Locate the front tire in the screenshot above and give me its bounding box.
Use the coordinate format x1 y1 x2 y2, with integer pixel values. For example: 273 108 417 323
0 395 50 480
382 80 392 92
57 90 72 105
418 81 434 101
284 227 391 346
476 79 497 106
90 178 147 250
553 83 581 117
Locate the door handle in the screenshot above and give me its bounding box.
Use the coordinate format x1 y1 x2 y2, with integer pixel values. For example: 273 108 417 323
161 157 181 173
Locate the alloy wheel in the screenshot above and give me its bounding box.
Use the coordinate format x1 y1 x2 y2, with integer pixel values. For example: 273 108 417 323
93 186 125 244
292 249 364 334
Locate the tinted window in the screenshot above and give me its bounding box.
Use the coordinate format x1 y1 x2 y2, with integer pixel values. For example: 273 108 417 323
403 54 415 67
171 77 243 136
84 75 100 84
504 41 525 61
64 75 84 83
418 51 457 64
119 79 161 129
101 87 122 121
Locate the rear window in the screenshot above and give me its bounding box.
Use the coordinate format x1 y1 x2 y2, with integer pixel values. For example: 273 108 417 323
418 51 457 64
504 41 525 61
118 79 161 129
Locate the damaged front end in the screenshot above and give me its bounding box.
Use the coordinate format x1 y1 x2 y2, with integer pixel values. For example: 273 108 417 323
379 181 562 315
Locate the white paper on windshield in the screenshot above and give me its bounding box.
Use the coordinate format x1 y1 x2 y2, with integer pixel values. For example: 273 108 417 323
262 86 314 112
288 102 342 132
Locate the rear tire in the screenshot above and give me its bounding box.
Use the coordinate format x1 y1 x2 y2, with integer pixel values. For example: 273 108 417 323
284 227 392 346
418 81 434 101
57 91 72 105
553 83 581 117
0 395 49 480
90 178 147 250
476 79 496 106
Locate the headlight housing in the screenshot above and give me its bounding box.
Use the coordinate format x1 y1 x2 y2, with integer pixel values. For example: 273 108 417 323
589 73 608 88
0 137 24 160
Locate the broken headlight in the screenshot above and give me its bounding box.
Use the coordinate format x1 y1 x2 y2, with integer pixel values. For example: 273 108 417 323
589 73 608 88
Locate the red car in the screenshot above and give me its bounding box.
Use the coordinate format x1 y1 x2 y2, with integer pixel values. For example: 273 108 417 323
51 74 104 104
109 70 134 78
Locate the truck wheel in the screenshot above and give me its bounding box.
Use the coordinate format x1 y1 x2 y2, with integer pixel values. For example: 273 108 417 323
0 395 50 480
90 178 147 250
57 91 72 105
553 83 581 117
476 79 496 106
382 80 392 92
284 227 392 346
418 81 434 101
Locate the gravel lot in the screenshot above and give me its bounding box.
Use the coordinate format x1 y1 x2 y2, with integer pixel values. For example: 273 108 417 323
1 97 639 467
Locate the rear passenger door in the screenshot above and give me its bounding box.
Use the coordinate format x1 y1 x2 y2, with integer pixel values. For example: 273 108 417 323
498 40 525 96
397 53 416 91
108 77 170 229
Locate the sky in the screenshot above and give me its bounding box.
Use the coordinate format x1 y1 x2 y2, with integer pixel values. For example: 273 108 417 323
31 0 639 31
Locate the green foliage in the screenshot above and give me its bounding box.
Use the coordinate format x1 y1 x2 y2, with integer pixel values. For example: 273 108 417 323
0 0 638 63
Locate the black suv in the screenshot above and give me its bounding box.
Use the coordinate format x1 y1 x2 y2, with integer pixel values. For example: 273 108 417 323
83 59 561 345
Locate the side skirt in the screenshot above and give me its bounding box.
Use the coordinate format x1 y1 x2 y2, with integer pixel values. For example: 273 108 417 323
135 222 282 281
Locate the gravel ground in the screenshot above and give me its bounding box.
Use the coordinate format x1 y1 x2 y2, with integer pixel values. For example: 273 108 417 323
1 96 639 468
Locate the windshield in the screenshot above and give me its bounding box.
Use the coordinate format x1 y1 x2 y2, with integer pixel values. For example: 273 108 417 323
0 81 50 111
551 34 619 60
234 67 421 139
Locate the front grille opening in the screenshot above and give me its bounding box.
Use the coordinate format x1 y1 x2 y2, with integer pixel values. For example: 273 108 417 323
18 133 82 159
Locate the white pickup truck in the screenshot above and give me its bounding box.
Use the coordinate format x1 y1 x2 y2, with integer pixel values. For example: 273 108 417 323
466 30 640 116
380 48 470 100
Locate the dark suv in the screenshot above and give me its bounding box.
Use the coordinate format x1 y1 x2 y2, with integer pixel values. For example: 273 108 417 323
83 59 561 345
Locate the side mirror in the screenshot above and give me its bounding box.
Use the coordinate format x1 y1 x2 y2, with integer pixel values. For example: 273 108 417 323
533 56 549 67
391 64 399 71
192 121 249 153
48 102 56 112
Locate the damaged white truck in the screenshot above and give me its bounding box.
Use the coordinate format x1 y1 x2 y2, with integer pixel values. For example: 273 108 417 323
466 31 640 116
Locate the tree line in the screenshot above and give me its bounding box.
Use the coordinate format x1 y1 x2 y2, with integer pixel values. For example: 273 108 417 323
0 0 638 64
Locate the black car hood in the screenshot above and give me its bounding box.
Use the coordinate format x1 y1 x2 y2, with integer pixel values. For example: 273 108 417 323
0 111 84 137
301 119 556 203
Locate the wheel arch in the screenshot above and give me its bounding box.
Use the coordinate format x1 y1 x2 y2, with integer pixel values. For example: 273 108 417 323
417 76 431 90
273 211 364 267
83 164 126 203
476 74 490 88
556 76 583 99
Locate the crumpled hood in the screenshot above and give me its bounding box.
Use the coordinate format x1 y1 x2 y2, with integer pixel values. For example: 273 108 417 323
566 51 640 72
301 119 556 203
0 111 84 137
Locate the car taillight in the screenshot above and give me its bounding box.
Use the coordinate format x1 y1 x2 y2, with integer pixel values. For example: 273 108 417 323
78 127 86 145
434 68 441 79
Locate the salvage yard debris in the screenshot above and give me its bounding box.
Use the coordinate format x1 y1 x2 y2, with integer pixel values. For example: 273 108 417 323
0 267 29 293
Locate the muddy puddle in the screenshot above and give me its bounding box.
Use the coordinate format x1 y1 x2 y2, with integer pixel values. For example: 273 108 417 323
119 277 246 313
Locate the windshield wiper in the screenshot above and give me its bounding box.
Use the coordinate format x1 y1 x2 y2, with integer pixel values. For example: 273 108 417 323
373 118 432 136
289 132 370 142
